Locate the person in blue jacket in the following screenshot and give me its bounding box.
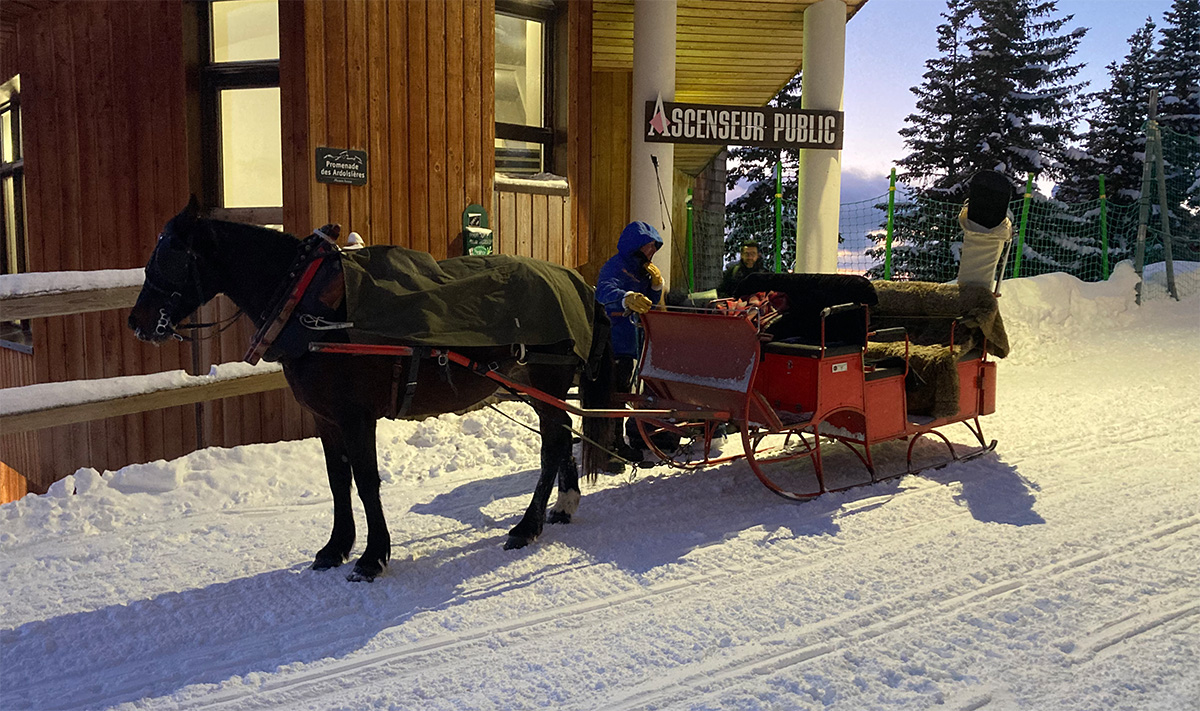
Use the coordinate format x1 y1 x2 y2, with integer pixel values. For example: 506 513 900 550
595 221 670 466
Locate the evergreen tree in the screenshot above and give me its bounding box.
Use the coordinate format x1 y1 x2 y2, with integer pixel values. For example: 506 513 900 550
1046 19 1157 278
1150 0 1200 258
724 73 802 269
869 0 973 281
957 0 1088 184
874 0 1088 281
1057 18 1156 205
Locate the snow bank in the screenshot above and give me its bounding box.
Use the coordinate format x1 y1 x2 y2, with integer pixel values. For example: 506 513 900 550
998 260 1198 364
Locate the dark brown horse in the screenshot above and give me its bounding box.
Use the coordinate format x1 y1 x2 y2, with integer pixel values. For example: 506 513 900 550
129 200 614 581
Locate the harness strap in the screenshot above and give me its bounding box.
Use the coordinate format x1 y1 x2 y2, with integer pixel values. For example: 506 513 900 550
394 347 428 418
244 251 328 364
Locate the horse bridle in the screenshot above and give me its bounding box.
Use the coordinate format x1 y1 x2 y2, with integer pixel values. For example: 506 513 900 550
143 229 241 341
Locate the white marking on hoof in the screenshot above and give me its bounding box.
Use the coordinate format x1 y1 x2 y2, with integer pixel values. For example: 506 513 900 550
550 488 580 516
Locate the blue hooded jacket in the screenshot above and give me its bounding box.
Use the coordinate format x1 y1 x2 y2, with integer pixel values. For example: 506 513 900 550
595 221 663 357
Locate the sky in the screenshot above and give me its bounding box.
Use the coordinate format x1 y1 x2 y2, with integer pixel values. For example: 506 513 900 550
839 0 1176 202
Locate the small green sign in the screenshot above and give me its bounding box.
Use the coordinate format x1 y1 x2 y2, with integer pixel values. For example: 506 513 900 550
462 204 492 255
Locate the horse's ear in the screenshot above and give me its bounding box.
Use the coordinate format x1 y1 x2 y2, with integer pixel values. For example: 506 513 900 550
172 195 200 229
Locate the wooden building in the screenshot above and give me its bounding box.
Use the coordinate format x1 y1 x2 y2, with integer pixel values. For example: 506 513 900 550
0 0 867 499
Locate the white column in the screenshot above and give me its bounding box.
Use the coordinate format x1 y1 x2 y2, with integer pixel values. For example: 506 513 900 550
796 0 845 274
630 0 676 288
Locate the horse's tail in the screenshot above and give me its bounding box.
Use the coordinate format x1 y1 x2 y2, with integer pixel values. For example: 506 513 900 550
580 301 616 481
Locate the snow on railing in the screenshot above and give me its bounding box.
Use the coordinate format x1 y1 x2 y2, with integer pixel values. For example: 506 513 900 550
0 268 145 320
1 273 289 434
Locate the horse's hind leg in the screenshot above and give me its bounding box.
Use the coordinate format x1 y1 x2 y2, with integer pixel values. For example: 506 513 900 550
313 418 356 570
342 415 391 582
547 449 581 525
506 362 576 548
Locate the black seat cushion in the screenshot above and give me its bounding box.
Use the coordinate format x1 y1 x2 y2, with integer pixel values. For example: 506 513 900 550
735 273 878 346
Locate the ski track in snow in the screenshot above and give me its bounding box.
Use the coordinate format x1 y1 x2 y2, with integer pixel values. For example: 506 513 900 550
1 266 1198 711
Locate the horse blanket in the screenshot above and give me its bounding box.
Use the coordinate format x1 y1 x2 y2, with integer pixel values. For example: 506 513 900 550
340 247 595 363
252 240 595 365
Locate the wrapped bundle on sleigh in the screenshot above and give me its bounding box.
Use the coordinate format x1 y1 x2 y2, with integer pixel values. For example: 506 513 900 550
867 281 1008 418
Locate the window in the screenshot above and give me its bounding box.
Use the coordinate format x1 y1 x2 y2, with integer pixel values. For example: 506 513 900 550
495 1 557 177
200 0 282 225
1 76 30 352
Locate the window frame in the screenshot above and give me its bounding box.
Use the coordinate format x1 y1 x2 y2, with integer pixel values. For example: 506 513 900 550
196 0 283 225
495 0 558 176
1 78 31 353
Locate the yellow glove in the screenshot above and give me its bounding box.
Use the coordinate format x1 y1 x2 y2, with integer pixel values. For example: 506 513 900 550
644 262 664 289
623 292 653 314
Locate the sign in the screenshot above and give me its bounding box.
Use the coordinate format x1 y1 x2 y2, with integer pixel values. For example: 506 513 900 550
315 147 368 185
461 204 493 256
644 100 843 150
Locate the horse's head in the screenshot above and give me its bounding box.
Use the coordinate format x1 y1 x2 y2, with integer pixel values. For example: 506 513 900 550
128 197 222 343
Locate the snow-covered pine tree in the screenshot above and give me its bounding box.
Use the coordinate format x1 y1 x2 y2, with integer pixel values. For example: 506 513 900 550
956 0 1088 184
1149 0 1200 257
875 0 1087 281
1057 18 1156 205
724 73 802 269
868 0 973 281
1047 18 1157 277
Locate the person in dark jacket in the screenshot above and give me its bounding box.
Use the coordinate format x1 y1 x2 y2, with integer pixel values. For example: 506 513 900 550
595 221 668 465
716 240 768 297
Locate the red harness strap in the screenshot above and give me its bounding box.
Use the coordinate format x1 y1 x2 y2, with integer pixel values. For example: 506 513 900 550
243 255 329 365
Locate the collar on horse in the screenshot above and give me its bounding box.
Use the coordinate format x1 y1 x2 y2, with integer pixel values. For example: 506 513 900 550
244 227 343 364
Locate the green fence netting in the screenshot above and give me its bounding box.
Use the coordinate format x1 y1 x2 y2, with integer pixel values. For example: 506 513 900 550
701 128 1198 300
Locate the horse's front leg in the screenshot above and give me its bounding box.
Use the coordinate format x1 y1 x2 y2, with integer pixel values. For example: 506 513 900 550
506 404 573 549
343 415 391 582
313 418 356 570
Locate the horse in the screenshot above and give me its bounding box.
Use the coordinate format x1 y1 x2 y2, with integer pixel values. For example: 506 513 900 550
128 199 615 582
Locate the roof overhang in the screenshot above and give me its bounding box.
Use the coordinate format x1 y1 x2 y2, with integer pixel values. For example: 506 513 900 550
594 0 869 175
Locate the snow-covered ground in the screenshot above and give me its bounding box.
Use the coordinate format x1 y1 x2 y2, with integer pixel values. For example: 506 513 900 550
2 262 1197 711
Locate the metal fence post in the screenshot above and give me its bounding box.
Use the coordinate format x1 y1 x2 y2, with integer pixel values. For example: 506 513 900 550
773 159 783 273
1098 174 1110 280
1013 172 1034 278
685 187 695 291
884 167 896 280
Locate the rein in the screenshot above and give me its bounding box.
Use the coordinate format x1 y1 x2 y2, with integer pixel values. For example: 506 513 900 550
173 309 246 341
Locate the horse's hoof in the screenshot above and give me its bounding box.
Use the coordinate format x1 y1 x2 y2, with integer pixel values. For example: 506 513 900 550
312 551 348 571
346 556 386 582
546 510 572 525
346 568 377 583
504 534 536 550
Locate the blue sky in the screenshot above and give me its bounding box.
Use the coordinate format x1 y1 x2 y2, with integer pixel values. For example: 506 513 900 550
839 0 1174 202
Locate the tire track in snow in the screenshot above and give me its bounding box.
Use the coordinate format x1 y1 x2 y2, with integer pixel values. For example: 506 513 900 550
586 515 1200 711
152 485 986 711
160 483 1195 711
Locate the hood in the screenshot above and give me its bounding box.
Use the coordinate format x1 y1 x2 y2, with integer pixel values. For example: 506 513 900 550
617 221 663 256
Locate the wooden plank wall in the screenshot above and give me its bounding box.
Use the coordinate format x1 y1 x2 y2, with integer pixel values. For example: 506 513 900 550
283 0 497 257
491 190 574 266
566 0 593 269
12 1 198 493
281 0 591 267
0 346 36 501
5 1 313 493
581 70 632 284
3 0 597 494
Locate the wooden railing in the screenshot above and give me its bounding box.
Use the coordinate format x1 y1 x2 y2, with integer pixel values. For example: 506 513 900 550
0 272 289 434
